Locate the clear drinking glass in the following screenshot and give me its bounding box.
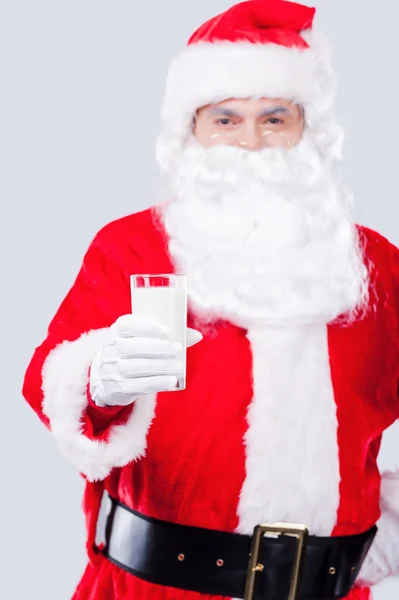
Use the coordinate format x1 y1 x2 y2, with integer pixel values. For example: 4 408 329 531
130 274 187 390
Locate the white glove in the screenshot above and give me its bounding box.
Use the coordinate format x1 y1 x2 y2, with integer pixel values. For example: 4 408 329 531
89 314 203 407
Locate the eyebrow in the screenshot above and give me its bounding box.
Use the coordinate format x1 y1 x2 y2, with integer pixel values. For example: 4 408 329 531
258 106 291 117
208 106 291 118
208 107 241 118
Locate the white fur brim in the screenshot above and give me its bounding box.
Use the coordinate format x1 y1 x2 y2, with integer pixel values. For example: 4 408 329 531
161 32 332 131
41 329 156 482
357 469 399 586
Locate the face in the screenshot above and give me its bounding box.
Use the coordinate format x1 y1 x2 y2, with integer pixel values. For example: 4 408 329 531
193 97 305 150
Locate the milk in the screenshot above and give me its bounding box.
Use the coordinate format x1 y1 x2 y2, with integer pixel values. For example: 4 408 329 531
130 286 187 390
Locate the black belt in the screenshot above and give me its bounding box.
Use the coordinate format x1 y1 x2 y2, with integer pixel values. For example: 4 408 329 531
102 494 376 600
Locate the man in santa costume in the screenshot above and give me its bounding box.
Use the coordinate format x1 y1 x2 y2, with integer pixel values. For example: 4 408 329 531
23 1 399 599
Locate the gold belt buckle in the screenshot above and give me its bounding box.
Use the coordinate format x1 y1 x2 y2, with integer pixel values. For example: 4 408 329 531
244 522 309 600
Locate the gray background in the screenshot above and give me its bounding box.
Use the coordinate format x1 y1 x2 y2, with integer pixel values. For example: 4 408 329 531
2 0 399 598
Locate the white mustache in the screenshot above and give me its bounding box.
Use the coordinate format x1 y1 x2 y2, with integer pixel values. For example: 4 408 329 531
175 132 325 192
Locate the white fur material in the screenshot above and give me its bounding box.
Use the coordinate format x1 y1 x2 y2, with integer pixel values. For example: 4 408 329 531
357 469 399 586
160 28 337 134
42 329 157 482
237 324 340 535
162 40 319 125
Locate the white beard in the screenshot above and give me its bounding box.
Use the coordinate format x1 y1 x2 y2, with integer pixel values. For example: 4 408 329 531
159 133 369 328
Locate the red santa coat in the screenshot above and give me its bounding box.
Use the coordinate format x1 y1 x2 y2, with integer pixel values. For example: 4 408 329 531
23 207 399 600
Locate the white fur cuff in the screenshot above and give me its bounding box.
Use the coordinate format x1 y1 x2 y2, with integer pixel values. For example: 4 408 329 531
41 329 156 481
357 469 399 587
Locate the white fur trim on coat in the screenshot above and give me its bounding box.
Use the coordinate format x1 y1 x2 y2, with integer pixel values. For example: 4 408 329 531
237 324 340 536
357 469 399 586
42 329 156 482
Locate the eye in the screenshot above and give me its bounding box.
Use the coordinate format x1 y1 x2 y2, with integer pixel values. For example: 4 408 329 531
265 117 284 125
216 118 233 126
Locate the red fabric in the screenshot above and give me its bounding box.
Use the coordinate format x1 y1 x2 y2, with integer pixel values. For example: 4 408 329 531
329 231 399 540
22 208 399 600
22 215 148 442
84 369 134 439
188 0 315 49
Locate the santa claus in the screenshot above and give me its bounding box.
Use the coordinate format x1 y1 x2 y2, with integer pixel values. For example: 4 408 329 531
22 1 399 599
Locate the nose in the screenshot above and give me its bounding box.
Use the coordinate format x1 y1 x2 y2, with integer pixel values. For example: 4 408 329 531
236 124 263 151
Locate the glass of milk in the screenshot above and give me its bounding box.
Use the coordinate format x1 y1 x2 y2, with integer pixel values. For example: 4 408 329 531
130 274 187 390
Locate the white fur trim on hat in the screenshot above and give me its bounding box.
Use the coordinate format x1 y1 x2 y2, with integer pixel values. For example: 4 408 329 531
357 469 399 586
163 41 314 124
161 28 336 132
42 329 156 482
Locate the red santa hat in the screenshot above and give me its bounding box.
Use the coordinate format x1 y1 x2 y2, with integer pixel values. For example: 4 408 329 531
158 0 341 160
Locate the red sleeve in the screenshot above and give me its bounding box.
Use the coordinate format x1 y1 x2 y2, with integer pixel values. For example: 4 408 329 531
22 224 133 429
356 238 399 587
85 372 133 438
22 223 158 481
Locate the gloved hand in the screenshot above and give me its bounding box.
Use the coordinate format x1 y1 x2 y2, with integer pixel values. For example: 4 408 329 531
89 314 203 407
